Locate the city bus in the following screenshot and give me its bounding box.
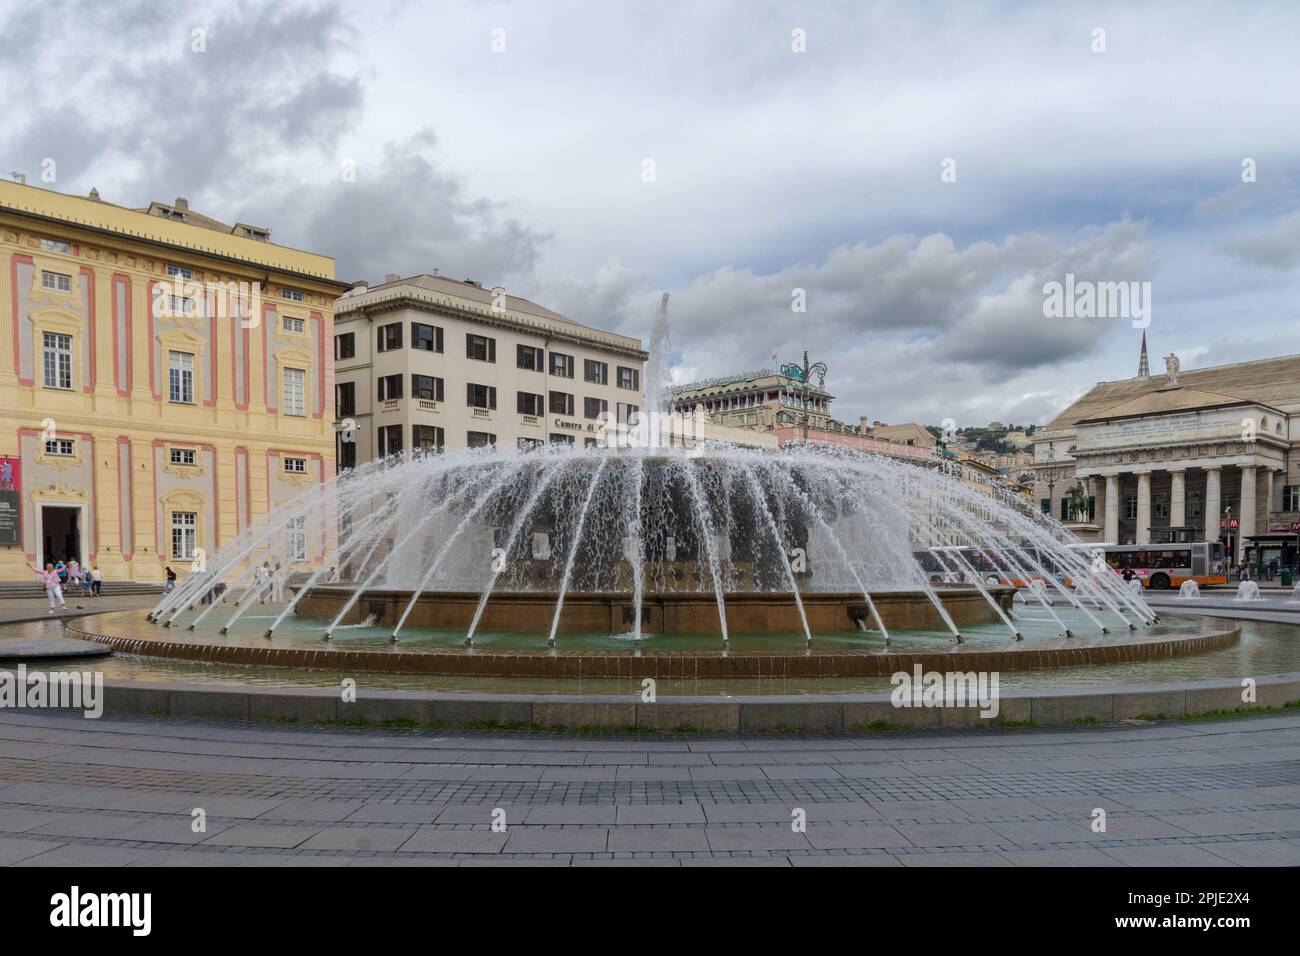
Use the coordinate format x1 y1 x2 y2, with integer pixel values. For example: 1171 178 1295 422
1087 541 1227 590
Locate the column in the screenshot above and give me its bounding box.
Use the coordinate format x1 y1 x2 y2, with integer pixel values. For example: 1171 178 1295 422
1204 466 1221 543
1265 467 1277 523
1136 471 1152 545
1104 474 1120 543
1169 468 1186 528
1240 464 1257 540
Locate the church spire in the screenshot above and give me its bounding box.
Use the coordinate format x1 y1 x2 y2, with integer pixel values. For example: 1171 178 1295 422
1138 330 1149 378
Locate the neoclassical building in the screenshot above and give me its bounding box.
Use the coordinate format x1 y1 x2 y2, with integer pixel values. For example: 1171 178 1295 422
1034 338 1300 564
0 180 347 582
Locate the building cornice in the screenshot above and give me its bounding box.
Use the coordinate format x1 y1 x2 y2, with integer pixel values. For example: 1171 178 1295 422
337 288 647 360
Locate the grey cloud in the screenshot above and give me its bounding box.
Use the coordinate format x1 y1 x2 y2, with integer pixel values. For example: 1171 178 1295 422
1218 209 1300 271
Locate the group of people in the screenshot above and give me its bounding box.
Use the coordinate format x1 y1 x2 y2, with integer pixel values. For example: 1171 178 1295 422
28 557 103 612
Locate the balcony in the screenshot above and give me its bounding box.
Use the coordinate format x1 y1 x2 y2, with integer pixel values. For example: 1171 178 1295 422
381 399 399 412
521 414 541 426
417 400 440 412
471 407 493 420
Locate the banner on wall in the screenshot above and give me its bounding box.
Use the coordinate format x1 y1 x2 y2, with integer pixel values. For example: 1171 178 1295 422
0 457 21 546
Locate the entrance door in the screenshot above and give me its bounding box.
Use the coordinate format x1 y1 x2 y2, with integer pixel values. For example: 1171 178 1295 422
41 506 81 568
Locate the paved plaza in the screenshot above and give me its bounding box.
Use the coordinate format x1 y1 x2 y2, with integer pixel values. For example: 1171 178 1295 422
0 707 1296 866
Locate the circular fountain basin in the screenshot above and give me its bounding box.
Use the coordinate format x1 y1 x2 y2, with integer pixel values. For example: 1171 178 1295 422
68 608 1239 679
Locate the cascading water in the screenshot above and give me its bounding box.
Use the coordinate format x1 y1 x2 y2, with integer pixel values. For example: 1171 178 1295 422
151 440 1153 649
1178 580 1201 600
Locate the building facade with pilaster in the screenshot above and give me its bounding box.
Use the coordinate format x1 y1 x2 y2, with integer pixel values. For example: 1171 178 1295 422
1033 345 1300 570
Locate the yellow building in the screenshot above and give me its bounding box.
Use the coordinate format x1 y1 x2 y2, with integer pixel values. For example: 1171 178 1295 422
0 180 348 582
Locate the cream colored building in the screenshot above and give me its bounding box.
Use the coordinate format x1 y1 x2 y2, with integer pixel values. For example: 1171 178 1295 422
1034 347 1300 563
332 274 648 459
0 180 346 582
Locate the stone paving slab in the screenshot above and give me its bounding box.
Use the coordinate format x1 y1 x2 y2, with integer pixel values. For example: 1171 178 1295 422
0 707 1297 866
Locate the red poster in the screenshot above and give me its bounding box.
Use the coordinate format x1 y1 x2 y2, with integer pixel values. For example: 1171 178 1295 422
0 456 20 547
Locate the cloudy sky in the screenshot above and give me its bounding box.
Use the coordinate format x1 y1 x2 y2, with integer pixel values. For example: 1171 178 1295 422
4 0 1299 427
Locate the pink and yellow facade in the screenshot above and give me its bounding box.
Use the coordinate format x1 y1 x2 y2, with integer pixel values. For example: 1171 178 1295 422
0 180 346 582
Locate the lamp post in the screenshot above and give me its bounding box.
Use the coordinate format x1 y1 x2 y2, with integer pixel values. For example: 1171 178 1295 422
781 350 827 446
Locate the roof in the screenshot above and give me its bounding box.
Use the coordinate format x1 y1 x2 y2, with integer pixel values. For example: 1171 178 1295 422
867 422 936 446
336 273 646 356
1046 354 1300 431
0 180 339 283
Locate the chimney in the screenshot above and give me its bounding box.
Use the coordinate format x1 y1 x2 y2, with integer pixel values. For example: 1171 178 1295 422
88 187 101 201
174 197 189 212
384 273 400 284
859 416 868 434
11 172 26 184
873 420 884 428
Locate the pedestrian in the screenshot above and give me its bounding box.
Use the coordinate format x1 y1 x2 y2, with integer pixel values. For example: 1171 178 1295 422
90 564 103 597
1121 566 1135 584
28 561 67 613
271 561 284 602
326 565 339 584
54 558 67 586
163 566 177 593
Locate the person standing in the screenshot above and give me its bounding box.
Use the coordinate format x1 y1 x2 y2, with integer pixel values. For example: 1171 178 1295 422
90 564 103 597
29 561 67 613
163 566 177 593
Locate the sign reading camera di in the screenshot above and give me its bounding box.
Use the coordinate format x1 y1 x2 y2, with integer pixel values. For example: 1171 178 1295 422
0 457 19 547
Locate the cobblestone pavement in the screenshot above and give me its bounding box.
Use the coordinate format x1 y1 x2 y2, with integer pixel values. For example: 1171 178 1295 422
0 709 1297 866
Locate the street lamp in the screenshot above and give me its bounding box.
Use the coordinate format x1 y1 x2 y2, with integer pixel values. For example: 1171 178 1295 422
780 350 827 445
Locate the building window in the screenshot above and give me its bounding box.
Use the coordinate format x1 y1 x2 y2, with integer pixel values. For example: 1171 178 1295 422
517 391 545 416
41 271 72 293
165 263 193 279
584 359 608 385
549 352 574 378
337 433 357 470
282 316 305 334
171 511 197 560
169 448 196 466
549 391 574 416
584 437 599 448
584 396 608 420
283 367 306 417
411 374 444 401
334 332 355 360
517 345 544 371
617 403 639 424
549 433 575 445
1124 495 1138 520
518 437 543 451
378 424 403 457
40 238 73 255
167 294 197 316
467 383 497 409
336 381 355 417
413 425 445 455
1283 485 1299 512
168 350 194 403
466 333 496 362
45 438 75 456
377 323 402 352
42 331 73 390
1040 498 1050 515
284 457 307 474
282 288 304 302
378 375 403 401
1188 491 1203 518
617 366 640 391
467 431 496 448
412 322 443 352
1153 495 1170 519
285 515 306 561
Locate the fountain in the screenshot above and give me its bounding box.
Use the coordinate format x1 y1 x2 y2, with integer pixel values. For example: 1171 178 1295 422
1290 583 1300 605
1234 580 1262 602
1178 580 1201 600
